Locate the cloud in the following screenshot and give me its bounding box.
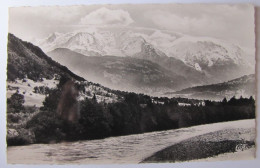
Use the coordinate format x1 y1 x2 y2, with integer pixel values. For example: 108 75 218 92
10 6 82 24
143 4 254 48
147 11 210 32
80 7 133 26
9 4 254 49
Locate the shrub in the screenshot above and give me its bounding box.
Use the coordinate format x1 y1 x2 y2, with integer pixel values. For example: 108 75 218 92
7 128 35 146
24 106 38 114
7 113 21 123
7 92 25 113
33 86 50 95
26 110 65 143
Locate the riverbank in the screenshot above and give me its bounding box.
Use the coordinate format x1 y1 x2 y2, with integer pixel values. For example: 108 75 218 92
7 119 255 164
142 127 255 163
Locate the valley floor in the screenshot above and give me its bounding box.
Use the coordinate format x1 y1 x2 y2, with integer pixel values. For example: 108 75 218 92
7 119 255 164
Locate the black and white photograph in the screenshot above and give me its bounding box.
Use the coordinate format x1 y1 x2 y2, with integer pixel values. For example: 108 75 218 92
6 3 256 164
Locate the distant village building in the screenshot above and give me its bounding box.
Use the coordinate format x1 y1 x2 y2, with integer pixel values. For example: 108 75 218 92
200 101 206 106
157 101 165 105
151 99 165 105
178 102 191 106
194 101 206 106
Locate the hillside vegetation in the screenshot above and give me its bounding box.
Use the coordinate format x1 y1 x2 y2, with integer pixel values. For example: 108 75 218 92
6 34 256 146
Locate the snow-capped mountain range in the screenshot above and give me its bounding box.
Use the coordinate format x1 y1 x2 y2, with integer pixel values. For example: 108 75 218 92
37 28 254 70
36 28 254 95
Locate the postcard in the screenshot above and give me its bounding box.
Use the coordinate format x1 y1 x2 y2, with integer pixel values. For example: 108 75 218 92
6 4 256 164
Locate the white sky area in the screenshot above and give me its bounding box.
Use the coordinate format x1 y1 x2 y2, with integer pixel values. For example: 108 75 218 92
9 4 255 49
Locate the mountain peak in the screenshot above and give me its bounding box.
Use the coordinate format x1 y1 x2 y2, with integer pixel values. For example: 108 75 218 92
46 32 59 43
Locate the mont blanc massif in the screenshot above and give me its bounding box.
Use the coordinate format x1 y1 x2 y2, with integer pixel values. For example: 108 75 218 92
37 28 255 99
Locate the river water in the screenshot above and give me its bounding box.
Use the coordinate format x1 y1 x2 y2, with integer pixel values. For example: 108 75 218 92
7 119 255 164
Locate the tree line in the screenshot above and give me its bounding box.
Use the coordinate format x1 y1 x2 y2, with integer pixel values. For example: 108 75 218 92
7 77 255 145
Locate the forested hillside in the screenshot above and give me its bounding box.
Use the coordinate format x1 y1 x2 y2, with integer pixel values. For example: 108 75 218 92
6 34 256 146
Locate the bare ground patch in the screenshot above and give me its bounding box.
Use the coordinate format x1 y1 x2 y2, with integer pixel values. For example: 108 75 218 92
141 128 255 163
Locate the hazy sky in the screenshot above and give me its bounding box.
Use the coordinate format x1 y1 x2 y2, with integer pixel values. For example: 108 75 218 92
9 4 255 49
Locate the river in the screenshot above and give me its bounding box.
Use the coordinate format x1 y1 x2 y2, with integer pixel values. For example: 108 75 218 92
7 119 255 164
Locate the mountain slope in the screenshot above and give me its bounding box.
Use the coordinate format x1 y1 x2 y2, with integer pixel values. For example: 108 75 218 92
7 34 119 106
47 48 191 96
7 34 86 82
165 74 255 100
